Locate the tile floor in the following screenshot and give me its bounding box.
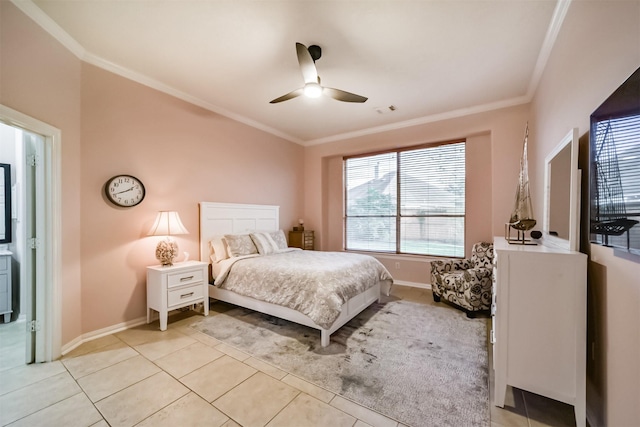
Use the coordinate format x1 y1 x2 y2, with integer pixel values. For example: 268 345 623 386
0 286 578 427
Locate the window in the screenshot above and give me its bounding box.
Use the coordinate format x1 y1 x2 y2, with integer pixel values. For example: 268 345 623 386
344 141 465 257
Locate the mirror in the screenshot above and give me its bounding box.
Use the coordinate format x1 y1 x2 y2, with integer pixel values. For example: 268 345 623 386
543 128 580 251
0 163 11 244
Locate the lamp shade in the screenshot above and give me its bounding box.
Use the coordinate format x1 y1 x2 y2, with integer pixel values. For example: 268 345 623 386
148 211 189 236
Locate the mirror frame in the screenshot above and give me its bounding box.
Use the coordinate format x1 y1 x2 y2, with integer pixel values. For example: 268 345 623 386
543 128 580 251
0 163 11 244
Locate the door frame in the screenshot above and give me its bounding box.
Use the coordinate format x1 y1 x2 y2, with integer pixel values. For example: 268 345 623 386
0 104 62 361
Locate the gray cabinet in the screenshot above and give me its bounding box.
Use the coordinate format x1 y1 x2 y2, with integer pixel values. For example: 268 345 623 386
0 250 12 323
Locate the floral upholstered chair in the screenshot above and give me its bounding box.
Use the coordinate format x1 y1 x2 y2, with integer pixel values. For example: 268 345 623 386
430 242 494 318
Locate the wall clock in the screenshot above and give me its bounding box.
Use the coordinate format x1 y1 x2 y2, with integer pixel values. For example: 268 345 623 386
105 175 145 207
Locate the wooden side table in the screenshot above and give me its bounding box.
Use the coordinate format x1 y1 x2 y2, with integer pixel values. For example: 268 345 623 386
289 230 314 250
146 260 209 331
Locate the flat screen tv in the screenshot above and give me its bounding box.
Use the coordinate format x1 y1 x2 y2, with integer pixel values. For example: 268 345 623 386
589 66 640 255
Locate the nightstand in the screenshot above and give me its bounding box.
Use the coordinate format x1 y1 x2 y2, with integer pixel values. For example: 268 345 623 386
289 230 314 250
146 261 209 331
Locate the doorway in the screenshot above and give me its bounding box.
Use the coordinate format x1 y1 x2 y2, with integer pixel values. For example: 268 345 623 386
0 104 62 364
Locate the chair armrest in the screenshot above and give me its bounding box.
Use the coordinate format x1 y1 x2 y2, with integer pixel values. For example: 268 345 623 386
430 259 471 274
468 266 493 279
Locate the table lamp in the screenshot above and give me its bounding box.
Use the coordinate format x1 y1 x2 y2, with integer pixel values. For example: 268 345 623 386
148 211 189 266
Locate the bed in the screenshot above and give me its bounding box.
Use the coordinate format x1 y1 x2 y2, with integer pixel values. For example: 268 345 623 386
199 201 393 347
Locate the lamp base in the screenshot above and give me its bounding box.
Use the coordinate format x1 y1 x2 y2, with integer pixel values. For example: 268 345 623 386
156 239 178 266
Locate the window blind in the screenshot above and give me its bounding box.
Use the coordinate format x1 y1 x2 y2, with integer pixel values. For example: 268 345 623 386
344 141 465 257
592 114 640 252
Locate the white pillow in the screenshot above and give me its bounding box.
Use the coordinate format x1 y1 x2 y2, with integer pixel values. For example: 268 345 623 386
224 234 258 257
250 232 279 255
269 230 288 249
210 236 230 263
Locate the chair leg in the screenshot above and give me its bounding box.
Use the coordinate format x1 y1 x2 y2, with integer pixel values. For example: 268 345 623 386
466 310 476 319
432 294 441 303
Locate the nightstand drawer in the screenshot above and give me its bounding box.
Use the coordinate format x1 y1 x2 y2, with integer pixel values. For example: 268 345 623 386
167 284 204 307
167 269 204 288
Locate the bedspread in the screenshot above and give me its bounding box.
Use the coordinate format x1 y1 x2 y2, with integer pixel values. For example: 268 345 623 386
214 250 393 329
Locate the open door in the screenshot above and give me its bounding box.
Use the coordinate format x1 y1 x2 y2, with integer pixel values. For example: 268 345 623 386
22 130 46 363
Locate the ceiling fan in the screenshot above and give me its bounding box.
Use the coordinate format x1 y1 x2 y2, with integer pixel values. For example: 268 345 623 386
269 43 368 104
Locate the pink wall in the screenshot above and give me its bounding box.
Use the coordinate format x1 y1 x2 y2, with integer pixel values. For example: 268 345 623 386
304 105 529 284
1 2 303 340
80 65 304 333
529 1 640 425
1 1 83 345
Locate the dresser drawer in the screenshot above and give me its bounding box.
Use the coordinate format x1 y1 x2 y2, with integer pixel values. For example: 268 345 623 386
167 269 204 288
167 284 204 307
0 256 8 271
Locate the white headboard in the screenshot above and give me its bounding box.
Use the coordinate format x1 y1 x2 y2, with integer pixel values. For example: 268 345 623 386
199 202 280 263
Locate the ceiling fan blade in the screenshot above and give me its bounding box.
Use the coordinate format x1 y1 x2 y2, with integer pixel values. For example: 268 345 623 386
296 42 318 84
269 88 303 104
323 87 368 103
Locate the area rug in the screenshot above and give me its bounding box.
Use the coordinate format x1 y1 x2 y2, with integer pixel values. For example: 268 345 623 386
191 298 489 427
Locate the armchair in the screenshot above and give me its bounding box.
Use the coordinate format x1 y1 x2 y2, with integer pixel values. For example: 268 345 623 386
430 242 494 318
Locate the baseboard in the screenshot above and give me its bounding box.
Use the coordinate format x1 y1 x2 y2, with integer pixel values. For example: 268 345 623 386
61 315 148 355
393 280 431 289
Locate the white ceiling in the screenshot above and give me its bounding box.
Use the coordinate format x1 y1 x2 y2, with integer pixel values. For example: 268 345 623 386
20 0 567 145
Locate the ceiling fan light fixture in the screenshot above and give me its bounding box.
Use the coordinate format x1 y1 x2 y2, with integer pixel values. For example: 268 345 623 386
303 82 323 98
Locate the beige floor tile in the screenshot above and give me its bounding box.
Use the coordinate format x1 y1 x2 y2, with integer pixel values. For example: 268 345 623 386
114 324 164 347
0 360 67 395
90 420 110 427
330 395 397 427
62 341 138 379
190 330 223 347
95 371 189 427
267 393 356 427
281 374 335 403
180 355 257 402
136 392 229 427
7 391 103 427
214 372 300 427
154 342 224 378
77 355 161 402
221 420 242 427
172 324 199 335
214 342 251 361
0 319 27 373
490 386 529 427
133 329 197 361
0 371 82 425
523 391 577 427
355 420 375 427
244 357 287 380
62 334 122 359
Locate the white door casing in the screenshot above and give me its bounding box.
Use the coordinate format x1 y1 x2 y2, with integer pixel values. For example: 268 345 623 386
0 104 62 362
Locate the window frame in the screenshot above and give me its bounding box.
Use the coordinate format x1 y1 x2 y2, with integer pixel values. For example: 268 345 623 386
343 139 466 257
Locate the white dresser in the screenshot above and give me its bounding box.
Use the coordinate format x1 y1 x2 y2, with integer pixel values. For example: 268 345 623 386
0 250 13 323
492 237 587 427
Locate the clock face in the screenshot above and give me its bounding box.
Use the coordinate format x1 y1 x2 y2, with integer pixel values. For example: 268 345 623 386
105 175 145 207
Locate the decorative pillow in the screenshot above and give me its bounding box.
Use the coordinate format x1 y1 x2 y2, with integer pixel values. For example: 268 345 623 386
210 236 230 263
250 232 279 255
224 234 258 257
269 230 288 249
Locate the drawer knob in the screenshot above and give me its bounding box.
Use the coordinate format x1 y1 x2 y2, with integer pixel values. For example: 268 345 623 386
180 276 194 282
180 292 194 299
